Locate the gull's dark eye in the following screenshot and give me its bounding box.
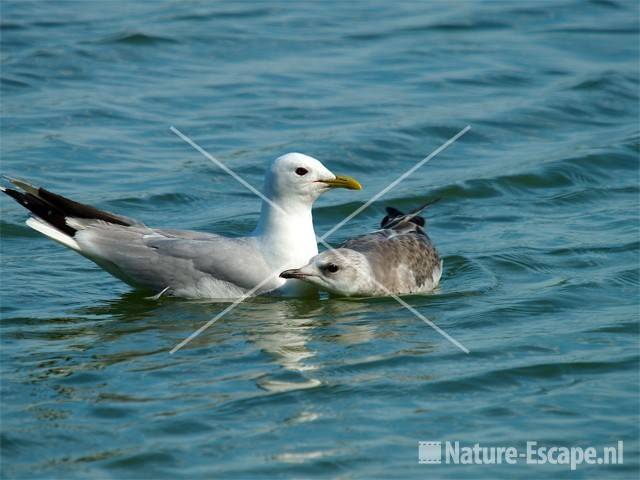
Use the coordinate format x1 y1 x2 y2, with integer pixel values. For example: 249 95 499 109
326 263 339 273
295 167 308 176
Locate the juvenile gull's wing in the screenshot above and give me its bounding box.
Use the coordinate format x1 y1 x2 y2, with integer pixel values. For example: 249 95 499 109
340 227 441 294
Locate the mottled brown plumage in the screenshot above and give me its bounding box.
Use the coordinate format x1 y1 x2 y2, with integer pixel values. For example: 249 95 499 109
280 200 442 296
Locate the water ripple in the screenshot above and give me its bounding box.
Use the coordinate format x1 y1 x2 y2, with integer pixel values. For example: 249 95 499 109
1 0 638 478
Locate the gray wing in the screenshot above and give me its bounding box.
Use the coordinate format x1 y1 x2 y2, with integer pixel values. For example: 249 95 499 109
74 222 275 296
340 227 441 293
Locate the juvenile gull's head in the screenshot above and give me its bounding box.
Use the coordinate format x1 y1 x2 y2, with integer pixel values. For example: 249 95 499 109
263 153 361 211
280 248 375 297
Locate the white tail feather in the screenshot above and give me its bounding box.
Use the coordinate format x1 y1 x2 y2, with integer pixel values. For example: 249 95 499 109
25 217 80 251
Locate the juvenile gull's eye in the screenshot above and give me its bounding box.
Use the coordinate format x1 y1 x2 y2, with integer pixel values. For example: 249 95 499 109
326 263 339 273
295 167 308 176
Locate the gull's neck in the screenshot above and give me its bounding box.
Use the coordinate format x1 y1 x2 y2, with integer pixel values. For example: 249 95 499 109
252 198 319 271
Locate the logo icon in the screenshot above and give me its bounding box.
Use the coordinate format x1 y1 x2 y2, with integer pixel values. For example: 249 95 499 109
419 441 442 464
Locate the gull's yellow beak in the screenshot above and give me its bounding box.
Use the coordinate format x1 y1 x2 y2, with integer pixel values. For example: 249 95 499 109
319 174 362 190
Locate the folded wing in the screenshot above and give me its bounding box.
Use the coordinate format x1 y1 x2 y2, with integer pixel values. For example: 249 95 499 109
2 178 277 298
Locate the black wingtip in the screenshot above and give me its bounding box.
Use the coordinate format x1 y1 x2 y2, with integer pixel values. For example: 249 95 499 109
381 197 441 229
2 187 77 235
3 176 135 231
385 206 403 216
2 186 21 202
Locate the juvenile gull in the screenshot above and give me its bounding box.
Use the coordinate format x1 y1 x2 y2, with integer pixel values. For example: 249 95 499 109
280 199 442 297
2 153 361 299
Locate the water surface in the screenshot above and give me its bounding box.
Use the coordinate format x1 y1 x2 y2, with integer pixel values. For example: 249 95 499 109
1 1 638 478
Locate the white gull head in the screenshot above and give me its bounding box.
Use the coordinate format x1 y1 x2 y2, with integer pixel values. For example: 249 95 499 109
253 153 361 296
262 152 360 209
279 248 375 297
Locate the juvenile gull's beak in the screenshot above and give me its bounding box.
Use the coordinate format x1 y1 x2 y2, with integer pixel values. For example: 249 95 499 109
280 268 310 279
318 174 362 190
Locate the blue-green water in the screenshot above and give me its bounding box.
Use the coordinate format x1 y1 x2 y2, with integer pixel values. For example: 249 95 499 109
1 1 639 478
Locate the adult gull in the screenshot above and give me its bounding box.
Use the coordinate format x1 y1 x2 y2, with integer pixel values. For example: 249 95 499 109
2 153 361 299
280 199 441 297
